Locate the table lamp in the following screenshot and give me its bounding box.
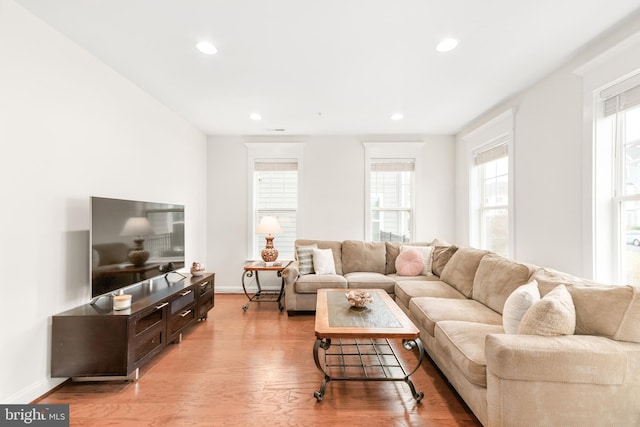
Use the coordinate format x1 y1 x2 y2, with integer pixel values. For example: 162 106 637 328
256 216 282 262
121 217 154 266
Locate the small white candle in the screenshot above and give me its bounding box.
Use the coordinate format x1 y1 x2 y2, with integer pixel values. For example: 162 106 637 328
113 294 132 311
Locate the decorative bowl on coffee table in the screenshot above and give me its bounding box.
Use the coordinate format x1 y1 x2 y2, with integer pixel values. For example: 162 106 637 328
345 290 373 309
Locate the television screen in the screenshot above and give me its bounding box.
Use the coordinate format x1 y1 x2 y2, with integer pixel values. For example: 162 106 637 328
90 196 185 299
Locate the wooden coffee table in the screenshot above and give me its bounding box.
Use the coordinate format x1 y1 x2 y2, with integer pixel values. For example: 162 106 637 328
313 288 424 402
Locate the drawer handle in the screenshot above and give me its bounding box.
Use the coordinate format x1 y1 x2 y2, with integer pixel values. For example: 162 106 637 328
180 290 193 296
155 302 169 309
200 282 209 287
180 310 192 317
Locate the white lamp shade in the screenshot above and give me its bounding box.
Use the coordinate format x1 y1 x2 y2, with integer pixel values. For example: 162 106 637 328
256 216 282 234
120 217 154 237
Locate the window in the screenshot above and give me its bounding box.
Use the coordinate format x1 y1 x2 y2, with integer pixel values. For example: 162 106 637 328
363 142 423 242
474 143 509 255
597 75 640 285
246 143 303 261
464 109 514 257
369 159 414 242
253 160 298 259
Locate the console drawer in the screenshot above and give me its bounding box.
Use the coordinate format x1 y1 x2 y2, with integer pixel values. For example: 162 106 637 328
133 325 166 364
171 289 195 314
198 292 214 318
132 303 166 336
169 303 196 337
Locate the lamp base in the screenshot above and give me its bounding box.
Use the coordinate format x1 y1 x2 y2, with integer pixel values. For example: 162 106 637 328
128 250 150 267
261 234 278 262
261 247 279 263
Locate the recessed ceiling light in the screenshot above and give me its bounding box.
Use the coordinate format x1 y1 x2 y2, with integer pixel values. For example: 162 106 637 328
196 41 218 55
390 113 404 121
249 113 262 121
435 38 459 53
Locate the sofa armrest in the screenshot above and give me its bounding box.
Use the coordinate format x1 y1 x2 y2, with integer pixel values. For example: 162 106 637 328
485 334 640 426
282 260 300 286
485 334 627 385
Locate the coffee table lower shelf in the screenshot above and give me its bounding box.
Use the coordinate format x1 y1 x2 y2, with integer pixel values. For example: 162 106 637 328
312 337 424 402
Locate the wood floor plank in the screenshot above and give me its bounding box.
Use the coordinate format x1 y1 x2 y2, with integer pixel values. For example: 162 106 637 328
37 294 481 426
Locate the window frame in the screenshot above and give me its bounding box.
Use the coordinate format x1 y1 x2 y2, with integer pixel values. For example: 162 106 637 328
474 142 510 256
463 109 515 257
594 77 640 284
245 143 304 260
363 142 424 242
576 30 640 283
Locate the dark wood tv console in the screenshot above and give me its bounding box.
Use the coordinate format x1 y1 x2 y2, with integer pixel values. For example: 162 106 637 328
51 273 215 381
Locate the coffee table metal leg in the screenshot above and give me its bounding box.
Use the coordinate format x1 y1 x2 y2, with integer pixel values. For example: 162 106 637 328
313 338 332 401
402 338 425 402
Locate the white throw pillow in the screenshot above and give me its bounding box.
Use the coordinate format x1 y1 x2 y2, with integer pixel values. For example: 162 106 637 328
312 248 336 275
400 245 434 276
518 284 576 336
502 280 540 334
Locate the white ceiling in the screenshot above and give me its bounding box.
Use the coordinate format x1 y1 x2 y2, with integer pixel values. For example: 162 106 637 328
15 0 640 136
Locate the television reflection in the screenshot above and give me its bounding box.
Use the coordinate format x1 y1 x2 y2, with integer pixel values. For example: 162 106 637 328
91 197 185 299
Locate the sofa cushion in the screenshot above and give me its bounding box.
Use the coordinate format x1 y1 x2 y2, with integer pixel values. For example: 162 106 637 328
518 284 576 336
436 321 505 387
294 274 348 293
502 280 540 334
295 240 343 275
473 254 537 314
312 248 336 275
296 244 317 275
431 245 458 276
395 249 424 276
408 297 503 337
395 280 466 311
440 247 491 297
344 272 396 293
532 268 640 342
342 240 386 274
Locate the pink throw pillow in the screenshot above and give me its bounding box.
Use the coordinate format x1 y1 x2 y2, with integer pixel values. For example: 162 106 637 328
395 249 425 276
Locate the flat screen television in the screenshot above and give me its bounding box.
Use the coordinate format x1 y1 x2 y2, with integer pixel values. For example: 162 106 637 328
90 196 186 301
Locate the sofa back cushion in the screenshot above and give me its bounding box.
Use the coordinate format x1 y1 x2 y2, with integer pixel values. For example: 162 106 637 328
533 268 640 343
473 254 537 314
385 242 431 274
431 245 458 276
342 240 386 274
440 247 490 297
295 240 343 275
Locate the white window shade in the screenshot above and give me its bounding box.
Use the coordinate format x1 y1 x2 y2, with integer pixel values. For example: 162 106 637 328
254 160 298 172
603 73 640 117
370 159 415 172
473 142 508 166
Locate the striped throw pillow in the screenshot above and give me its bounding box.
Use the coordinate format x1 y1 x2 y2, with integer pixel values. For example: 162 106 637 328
297 244 317 275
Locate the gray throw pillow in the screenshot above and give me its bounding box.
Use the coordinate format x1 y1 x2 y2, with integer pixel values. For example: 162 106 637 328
296 244 317 275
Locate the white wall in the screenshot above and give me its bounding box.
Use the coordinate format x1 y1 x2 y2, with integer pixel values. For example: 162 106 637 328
455 14 640 277
207 134 455 291
0 0 207 403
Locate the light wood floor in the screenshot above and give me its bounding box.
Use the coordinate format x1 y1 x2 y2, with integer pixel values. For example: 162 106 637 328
38 294 481 426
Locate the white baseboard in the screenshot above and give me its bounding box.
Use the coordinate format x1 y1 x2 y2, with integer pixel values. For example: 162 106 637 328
4 377 67 404
214 284 245 293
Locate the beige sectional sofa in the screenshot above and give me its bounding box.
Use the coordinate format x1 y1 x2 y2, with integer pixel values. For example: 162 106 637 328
283 239 640 426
